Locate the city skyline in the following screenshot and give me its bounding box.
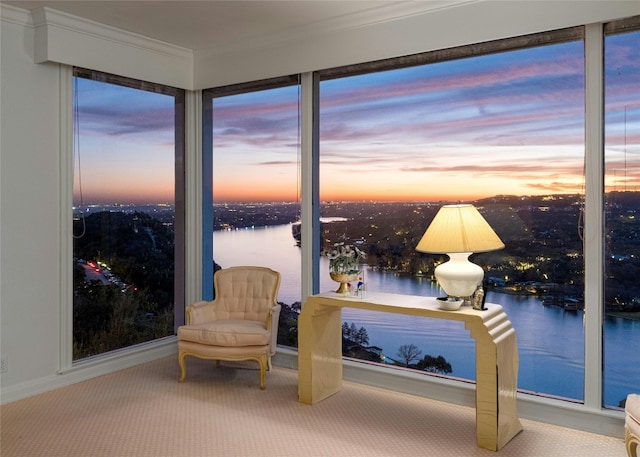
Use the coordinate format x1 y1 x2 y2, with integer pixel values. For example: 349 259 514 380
74 32 639 205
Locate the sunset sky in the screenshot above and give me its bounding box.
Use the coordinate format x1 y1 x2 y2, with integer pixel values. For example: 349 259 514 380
73 79 176 204
74 31 639 205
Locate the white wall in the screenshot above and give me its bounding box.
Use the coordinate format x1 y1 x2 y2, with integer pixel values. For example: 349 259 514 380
1 1 639 431
1 10 64 391
0 7 177 403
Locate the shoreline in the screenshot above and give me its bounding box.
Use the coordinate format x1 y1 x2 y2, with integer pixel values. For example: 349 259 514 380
606 311 640 321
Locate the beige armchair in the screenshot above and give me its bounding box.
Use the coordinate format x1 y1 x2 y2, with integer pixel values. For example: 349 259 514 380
177 266 281 389
627 394 640 457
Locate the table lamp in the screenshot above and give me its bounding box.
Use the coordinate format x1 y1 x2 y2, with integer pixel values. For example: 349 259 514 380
416 204 504 299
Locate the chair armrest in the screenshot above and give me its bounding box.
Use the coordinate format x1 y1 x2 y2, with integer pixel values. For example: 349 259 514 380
268 304 282 355
268 304 281 326
185 300 217 325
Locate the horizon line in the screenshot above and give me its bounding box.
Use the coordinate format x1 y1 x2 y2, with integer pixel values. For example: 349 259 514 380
73 190 640 208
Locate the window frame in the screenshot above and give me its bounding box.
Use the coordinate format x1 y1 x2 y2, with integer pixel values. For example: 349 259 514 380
201 76 301 301
601 16 640 408
317 27 588 401
62 67 186 368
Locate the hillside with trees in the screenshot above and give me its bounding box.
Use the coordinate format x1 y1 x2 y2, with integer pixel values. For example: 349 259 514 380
73 211 175 358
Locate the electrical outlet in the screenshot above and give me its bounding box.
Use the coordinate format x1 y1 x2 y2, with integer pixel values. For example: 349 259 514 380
0 356 7 374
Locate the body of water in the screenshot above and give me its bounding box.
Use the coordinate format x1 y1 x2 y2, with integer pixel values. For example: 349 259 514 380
213 223 639 407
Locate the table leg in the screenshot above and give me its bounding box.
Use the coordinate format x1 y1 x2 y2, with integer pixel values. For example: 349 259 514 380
298 303 343 404
467 313 522 450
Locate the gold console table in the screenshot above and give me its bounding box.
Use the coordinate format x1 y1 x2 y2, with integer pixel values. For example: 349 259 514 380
298 291 522 451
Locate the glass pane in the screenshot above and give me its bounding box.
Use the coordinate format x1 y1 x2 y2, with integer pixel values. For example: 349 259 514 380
604 28 640 409
210 85 301 348
72 75 176 359
320 41 587 400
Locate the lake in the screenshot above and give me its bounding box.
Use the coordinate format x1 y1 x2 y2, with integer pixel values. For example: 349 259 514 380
213 223 639 407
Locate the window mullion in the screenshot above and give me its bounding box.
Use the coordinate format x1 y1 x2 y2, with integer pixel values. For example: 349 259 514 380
184 90 203 311
300 72 320 301
60 64 74 372
583 22 605 410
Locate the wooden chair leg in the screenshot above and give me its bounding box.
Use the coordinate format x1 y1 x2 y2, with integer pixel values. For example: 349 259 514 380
178 351 187 383
627 428 639 457
258 355 267 390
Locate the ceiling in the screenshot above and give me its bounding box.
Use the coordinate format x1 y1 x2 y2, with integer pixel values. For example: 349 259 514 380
3 1 467 53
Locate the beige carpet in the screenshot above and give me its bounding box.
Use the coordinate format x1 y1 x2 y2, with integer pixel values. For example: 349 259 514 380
1 356 626 457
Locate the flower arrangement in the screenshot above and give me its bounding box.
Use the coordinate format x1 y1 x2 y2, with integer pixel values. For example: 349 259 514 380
326 242 366 275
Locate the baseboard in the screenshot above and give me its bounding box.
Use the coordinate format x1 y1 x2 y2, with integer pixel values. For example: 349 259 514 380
273 348 625 439
0 337 177 405
517 392 625 438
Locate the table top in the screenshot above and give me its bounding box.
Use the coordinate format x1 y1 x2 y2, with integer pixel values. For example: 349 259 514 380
307 291 506 324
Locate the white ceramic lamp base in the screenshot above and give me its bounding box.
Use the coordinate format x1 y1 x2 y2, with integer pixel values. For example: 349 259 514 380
435 252 484 298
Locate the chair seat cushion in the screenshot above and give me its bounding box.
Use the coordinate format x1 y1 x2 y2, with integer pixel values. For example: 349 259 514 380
178 320 270 347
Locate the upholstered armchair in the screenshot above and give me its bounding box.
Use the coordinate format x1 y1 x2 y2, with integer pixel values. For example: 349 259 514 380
627 394 640 457
177 266 281 389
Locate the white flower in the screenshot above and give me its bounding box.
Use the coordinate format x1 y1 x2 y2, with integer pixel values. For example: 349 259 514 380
326 242 366 274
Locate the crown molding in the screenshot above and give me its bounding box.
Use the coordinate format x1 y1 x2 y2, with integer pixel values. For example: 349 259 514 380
195 0 475 58
27 6 193 88
320 0 478 32
32 6 193 63
0 3 34 26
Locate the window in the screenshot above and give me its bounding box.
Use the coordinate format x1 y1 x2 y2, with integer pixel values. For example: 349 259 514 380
203 77 302 347
72 69 185 360
604 21 640 408
200 16 640 409
318 30 588 400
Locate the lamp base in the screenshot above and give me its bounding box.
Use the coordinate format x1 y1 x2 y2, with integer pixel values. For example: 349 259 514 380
435 252 484 298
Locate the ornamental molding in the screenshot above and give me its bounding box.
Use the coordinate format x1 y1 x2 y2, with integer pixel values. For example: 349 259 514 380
31 6 192 63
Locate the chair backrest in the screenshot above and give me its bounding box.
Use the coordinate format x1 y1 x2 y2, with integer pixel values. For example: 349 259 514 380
213 266 281 322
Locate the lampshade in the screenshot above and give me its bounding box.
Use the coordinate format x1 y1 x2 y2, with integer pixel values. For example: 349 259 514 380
416 204 504 300
416 204 504 254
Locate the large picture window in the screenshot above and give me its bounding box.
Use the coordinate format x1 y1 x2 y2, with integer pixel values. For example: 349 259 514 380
72 69 185 360
604 24 640 408
203 78 302 348
318 32 588 401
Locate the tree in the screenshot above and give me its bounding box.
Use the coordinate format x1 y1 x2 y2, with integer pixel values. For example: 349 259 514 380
341 322 370 346
416 354 453 374
349 322 358 339
342 322 351 340
396 343 422 367
354 326 369 346
277 302 300 348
